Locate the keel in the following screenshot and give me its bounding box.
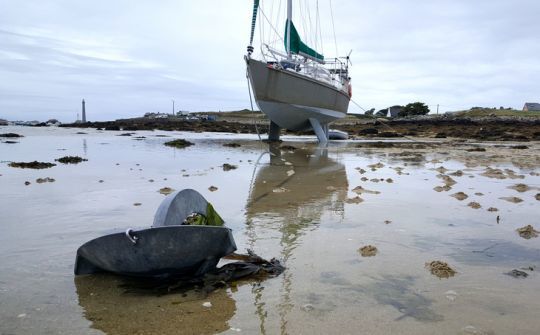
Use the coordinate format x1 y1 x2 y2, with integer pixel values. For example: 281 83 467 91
309 118 329 144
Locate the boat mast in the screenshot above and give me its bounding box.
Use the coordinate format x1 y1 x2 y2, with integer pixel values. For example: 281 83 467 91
287 0 292 59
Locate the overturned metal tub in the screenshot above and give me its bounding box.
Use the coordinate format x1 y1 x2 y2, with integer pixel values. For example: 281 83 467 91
74 189 237 277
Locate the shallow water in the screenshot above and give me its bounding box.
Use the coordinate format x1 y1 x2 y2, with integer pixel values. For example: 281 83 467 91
1 126 539 335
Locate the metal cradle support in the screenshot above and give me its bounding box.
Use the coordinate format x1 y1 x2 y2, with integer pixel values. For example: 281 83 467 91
268 121 281 142
309 118 329 144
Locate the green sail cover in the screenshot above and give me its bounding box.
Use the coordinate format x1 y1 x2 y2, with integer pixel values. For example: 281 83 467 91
284 19 324 62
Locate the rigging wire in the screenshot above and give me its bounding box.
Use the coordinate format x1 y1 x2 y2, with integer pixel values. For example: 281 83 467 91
305 0 314 49
245 67 262 142
329 0 338 57
259 6 285 44
316 0 323 55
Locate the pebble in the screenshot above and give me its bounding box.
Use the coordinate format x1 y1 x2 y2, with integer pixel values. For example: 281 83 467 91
445 290 458 301
202 302 212 308
301 304 314 312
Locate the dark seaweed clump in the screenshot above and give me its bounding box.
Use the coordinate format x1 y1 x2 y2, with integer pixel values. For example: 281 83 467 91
223 142 241 148
8 161 56 169
164 139 194 148
222 163 237 171
0 133 23 138
55 156 88 164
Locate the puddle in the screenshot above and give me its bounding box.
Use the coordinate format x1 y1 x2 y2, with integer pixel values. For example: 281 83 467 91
0 126 539 334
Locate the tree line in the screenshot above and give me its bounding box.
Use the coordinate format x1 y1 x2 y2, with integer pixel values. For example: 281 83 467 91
364 102 430 117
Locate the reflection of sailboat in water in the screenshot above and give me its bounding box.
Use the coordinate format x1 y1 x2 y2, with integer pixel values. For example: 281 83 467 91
245 144 348 332
75 274 236 335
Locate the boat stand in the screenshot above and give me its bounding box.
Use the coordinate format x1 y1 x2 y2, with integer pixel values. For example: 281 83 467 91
268 121 281 142
309 118 329 144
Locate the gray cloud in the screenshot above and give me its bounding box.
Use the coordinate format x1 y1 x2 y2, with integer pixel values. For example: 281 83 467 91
0 0 539 121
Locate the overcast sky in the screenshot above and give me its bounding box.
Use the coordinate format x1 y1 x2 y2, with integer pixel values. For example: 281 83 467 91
1 0 539 122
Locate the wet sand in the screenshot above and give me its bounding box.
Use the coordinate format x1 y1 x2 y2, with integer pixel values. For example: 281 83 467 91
1 125 539 335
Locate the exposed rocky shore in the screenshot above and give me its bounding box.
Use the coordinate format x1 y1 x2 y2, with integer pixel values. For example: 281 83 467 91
60 115 540 141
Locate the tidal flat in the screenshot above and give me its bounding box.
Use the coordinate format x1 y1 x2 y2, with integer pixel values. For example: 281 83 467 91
1 126 539 335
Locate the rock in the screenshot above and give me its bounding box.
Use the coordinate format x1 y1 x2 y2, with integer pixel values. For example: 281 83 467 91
475 192 484 196
164 139 194 148
425 260 456 278
222 163 237 171
508 183 530 192
280 145 297 151
438 174 457 187
8 161 56 169
208 186 218 192
345 196 363 204
466 147 486 152
433 186 445 192
0 133 24 138
487 207 498 212
386 178 393 183
202 302 212 308
499 196 523 203
359 128 378 135
24 181 31 186
435 166 448 173
301 304 315 312
359 245 377 257
505 269 528 278
55 156 87 164
378 131 402 137
481 167 525 180
159 187 175 195
451 192 468 201
516 225 539 239
352 186 380 195
467 202 481 209
36 177 55 183
445 290 458 301
133 203 142 206
384 220 392 224
449 170 464 177
536 193 540 201
272 187 289 193
223 142 241 148
367 162 384 170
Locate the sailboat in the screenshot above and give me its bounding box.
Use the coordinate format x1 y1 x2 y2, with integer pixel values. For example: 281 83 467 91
245 0 352 143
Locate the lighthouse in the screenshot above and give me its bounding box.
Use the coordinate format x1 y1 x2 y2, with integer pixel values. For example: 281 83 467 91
82 99 86 123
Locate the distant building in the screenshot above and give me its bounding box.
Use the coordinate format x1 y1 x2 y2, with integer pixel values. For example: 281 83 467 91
144 112 169 119
523 103 540 111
